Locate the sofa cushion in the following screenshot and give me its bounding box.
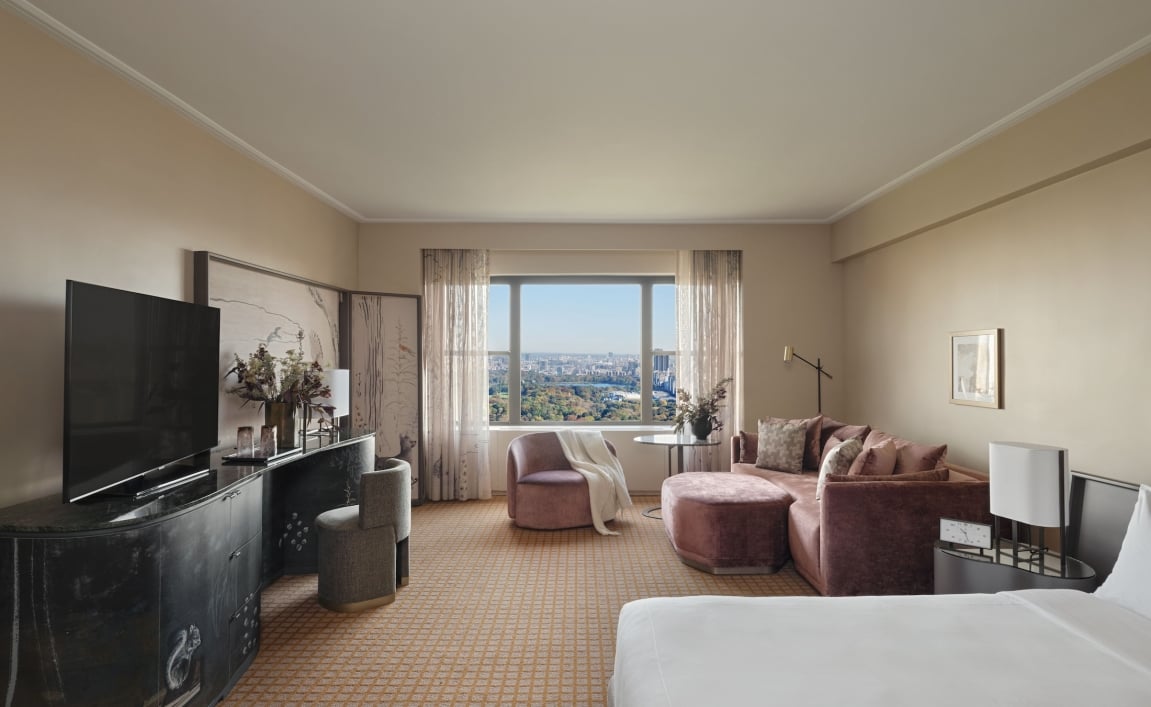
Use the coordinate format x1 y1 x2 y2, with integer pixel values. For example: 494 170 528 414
819 418 871 453
816 437 863 501
737 431 758 464
825 467 949 484
818 423 871 469
896 442 949 474
760 416 822 470
756 418 807 473
847 439 897 476
862 430 948 475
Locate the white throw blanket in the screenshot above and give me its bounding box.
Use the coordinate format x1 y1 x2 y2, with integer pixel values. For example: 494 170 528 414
555 430 632 536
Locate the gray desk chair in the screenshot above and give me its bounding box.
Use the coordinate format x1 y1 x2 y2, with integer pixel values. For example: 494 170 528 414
316 458 411 612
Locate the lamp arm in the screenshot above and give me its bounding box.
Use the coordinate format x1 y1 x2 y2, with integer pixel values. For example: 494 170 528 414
790 352 834 379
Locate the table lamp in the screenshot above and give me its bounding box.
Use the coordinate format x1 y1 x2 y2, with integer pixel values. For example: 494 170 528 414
989 441 1069 574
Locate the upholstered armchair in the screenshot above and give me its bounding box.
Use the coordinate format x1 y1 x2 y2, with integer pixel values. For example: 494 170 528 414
506 431 618 530
316 457 411 612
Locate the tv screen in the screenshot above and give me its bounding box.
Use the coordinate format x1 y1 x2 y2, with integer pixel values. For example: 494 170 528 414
64 281 220 502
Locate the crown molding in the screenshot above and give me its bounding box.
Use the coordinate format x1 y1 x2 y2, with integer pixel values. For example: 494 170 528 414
4 0 365 222
358 217 830 225
828 33 1151 223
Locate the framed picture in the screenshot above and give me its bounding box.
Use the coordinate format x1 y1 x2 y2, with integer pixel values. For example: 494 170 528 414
348 292 424 503
193 251 343 444
950 329 1002 408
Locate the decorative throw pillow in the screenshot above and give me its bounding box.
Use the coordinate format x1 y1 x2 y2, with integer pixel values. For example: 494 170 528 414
847 439 897 476
819 418 871 454
762 416 823 470
818 425 871 469
738 431 758 464
863 430 949 474
755 418 807 473
815 437 863 501
1095 484 1151 620
895 441 948 474
824 467 949 485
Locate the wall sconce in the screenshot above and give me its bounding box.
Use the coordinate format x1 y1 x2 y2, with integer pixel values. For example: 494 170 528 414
989 441 1069 575
783 346 833 413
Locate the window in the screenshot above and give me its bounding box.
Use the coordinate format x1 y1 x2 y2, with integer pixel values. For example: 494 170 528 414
489 276 675 424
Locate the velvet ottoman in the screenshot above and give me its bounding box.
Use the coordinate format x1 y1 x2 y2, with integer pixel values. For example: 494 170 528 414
661 472 792 574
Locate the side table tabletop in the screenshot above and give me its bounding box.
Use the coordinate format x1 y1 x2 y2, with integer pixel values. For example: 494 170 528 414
934 542 1096 594
634 434 721 519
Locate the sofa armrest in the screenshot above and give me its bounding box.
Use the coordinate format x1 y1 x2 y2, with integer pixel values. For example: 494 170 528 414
819 479 990 596
727 435 755 467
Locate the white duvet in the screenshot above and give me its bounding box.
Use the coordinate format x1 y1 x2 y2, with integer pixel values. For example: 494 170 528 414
610 590 1151 706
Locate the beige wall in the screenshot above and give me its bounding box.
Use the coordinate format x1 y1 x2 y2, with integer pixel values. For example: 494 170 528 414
0 11 358 506
836 55 1151 487
359 223 841 492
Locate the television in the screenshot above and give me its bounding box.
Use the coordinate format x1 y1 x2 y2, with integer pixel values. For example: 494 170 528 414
64 281 221 502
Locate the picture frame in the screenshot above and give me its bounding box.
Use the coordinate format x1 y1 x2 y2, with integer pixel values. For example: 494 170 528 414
193 251 343 444
348 291 424 504
950 328 1002 408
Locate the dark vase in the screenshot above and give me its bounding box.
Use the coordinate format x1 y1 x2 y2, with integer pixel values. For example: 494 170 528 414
265 401 298 449
690 417 713 441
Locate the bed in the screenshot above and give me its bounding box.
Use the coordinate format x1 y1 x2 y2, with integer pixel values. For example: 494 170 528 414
610 472 1151 706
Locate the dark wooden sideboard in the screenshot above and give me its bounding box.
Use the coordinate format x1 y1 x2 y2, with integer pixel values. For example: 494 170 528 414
0 433 375 707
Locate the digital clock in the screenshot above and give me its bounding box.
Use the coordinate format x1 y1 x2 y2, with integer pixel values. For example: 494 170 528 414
940 518 993 549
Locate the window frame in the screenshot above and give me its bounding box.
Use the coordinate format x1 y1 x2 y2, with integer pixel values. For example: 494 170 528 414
489 274 675 426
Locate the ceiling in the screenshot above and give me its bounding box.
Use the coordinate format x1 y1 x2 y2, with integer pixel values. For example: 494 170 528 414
11 0 1151 223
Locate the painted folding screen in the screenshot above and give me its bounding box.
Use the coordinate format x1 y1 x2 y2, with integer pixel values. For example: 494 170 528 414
348 292 423 502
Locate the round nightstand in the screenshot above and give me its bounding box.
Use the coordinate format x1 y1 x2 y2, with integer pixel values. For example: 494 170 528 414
933 542 1096 594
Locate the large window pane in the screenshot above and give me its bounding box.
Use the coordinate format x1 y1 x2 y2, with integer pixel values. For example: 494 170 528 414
488 354 509 422
488 283 510 351
520 284 640 422
489 276 673 425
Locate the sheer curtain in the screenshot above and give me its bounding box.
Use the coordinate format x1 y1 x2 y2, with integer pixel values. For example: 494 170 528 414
422 249 492 501
676 250 743 471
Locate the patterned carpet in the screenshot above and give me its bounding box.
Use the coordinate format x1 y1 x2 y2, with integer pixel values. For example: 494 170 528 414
225 495 816 706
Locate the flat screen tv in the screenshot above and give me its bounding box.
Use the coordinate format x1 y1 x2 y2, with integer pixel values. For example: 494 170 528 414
64 280 220 502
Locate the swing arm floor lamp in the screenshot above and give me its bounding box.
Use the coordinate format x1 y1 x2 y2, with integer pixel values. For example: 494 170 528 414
783 346 833 414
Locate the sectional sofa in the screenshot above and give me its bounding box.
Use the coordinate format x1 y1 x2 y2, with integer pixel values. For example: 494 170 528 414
730 417 991 595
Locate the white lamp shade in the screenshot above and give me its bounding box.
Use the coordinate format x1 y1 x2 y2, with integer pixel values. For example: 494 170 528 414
989 441 1068 527
325 369 351 418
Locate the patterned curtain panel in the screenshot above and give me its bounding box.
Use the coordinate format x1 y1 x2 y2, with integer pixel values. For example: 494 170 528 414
422 249 492 501
676 250 743 471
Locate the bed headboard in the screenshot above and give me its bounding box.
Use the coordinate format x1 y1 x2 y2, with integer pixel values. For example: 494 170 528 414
1065 471 1140 583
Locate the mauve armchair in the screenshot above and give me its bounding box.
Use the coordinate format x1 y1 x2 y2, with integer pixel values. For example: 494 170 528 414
506 431 618 530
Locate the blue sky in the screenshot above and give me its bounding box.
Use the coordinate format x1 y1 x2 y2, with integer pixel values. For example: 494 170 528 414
489 284 675 354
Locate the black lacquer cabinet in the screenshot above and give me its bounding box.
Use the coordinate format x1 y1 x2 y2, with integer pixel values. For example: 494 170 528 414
0 433 375 706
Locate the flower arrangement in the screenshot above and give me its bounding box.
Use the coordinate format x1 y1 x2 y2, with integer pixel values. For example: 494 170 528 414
225 331 332 418
672 377 733 436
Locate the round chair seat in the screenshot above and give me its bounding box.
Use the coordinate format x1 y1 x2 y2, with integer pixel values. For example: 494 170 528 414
661 472 792 574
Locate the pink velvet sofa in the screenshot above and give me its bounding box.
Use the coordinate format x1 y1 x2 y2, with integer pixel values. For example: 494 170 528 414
730 420 990 596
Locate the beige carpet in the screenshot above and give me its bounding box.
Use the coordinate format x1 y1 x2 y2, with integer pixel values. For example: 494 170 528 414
226 495 816 706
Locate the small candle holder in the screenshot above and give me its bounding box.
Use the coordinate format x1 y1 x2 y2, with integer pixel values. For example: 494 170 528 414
259 425 278 457
236 426 255 457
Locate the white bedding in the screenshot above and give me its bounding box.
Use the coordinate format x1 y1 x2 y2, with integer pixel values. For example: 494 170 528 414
610 590 1151 706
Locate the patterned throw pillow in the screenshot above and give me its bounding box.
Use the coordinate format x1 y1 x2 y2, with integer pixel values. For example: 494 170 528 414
755 418 807 473
815 437 863 501
763 416 824 470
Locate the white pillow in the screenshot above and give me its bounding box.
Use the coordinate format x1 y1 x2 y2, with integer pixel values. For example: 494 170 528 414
815 437 863 501
1094 484 1151 619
